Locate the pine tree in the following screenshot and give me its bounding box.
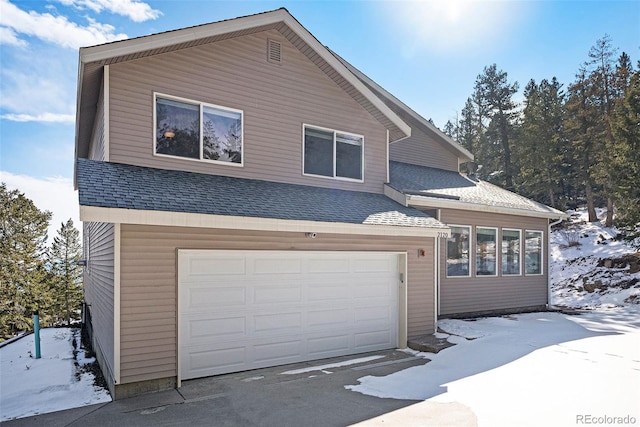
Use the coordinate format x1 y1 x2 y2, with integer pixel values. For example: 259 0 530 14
517 78 567 208
585 35 619 226
473 64 520 190
565 67 602 222
49 219 83 326
611 67 640 228
0 184 53 340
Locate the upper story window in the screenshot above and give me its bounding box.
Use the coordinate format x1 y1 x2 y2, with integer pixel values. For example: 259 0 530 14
501 228 521 275
525 230 543 275
154 93 243 166
446 225 471 277
303 125 363 181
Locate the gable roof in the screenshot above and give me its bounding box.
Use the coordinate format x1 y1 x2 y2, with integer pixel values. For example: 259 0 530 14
388 161 565 219
74 8 411 167
329 50 474 164
77 159 447 235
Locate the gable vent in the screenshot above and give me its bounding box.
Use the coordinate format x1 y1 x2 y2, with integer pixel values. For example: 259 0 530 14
267 39 282 64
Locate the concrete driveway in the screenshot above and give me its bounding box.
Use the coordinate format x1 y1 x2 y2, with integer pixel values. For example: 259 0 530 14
3 349 477 426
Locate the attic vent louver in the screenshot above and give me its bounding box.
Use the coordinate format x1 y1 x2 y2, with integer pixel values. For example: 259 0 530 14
267 39 282 64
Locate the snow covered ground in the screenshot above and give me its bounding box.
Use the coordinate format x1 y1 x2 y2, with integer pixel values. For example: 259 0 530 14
551 208 640 309
347 209 640 426
0 327 111 422
1 208 638 424
348 308 640 426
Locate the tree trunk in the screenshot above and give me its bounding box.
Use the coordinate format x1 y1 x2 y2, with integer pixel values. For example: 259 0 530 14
546 169 556 208
585 179 598 222
605 197 614 227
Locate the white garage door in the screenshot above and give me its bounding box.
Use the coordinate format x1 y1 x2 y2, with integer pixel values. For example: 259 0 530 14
179 250 400 380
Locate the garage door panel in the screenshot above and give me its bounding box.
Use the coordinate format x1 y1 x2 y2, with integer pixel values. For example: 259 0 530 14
254 312 302 334
307 283 349 301
188 346 246 374
187 316 247 340
254 285 302 304
186 286 247 309
185 256 246 277
307 308 349 327
253 257 302 274
253 339 302 363
307 257 350 273
354 329 393 348
180 250 400 380
354 305 394 323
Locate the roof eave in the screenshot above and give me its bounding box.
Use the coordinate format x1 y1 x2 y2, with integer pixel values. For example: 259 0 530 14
405 194 567 220
79 205 448 237
331 49 474 162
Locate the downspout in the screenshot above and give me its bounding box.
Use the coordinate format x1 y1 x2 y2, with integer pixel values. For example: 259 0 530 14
547 217 563 310
434 235 439 332
434 209 442 332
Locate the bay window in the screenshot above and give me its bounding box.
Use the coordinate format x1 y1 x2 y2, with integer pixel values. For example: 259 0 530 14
501 229 521 275
476 227 497 276
525 230 543 275
447 225 471 277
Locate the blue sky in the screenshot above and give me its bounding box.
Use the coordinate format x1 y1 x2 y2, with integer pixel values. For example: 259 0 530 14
0 0 638 236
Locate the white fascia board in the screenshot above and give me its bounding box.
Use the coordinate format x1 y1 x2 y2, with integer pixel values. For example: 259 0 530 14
281 16 411 140
80 206 446 237
406 194 567 220
383 184 409 207
80 10 287 63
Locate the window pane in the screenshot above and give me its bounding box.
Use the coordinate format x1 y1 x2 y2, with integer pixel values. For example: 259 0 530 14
447 226 470 277
501 229 521 275
304 127 333 177
525 231 543 275
203 105 242 163
336 133 362 180
155 97 200 159
476 227 497 276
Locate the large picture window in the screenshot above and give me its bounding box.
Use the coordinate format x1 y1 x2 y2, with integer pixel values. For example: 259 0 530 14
501 229 521 275
447 226 470 277
476 227 497 276
525 230 543 275
154 94 243 165
303 125 363 181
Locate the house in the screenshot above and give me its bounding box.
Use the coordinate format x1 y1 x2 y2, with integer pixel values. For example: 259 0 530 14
74 8 565 399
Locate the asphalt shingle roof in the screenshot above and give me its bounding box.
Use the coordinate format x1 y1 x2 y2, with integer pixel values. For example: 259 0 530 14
389 161 565 216
77 159 446 229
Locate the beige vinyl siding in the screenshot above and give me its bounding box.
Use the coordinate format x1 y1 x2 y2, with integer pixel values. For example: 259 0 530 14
83 222 115 382
108 29 388 193
437 209 548 316
119 224 434 385
88 82 106 161
389 123 459 172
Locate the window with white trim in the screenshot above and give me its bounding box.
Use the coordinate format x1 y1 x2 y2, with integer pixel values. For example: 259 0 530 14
501 228 521 275
476 227 497 276
154 94 243 165
525 230 543 275
446 225 471 277
303 125 363 181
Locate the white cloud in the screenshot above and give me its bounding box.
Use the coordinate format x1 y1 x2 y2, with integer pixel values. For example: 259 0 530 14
382 0 528 56
0 26 27 47
0 50 77 123
0 0 128 49
58 0 162 22
1 172 80 243
0 113 75 123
